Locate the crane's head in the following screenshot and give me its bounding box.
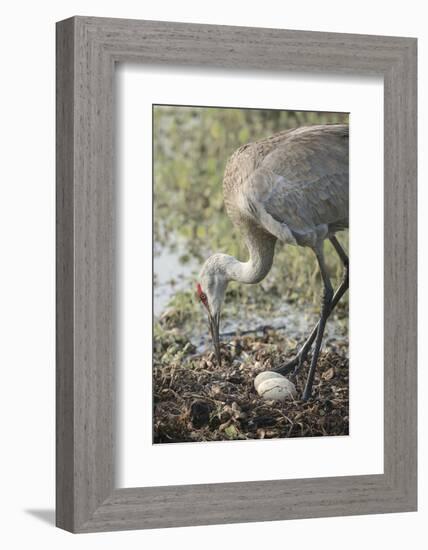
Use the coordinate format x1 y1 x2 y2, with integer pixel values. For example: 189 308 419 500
197 254 229 367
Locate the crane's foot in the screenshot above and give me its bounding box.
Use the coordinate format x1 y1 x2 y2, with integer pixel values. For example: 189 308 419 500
302 385 313 402
274 356 297 375
274 350 308 376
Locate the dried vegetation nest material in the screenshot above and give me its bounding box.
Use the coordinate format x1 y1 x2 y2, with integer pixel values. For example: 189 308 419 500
153 329 349 444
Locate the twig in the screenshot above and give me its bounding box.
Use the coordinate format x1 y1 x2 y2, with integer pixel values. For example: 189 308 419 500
219 325 286 338
185 393 225 405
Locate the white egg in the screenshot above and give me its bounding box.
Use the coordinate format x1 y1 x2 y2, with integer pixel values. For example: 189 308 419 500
256 377 297 402
254 371 286 392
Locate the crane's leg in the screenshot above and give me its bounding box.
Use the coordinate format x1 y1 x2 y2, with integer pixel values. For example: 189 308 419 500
302 244 333 401
275 235 348 376
330 235 349 266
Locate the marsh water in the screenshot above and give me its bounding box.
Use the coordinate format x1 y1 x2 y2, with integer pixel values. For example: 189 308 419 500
154 242 198 316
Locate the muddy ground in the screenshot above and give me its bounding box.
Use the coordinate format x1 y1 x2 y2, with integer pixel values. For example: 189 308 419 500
153 327 349 444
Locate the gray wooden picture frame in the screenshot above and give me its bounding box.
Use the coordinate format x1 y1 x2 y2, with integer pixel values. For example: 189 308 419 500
56 16 417 533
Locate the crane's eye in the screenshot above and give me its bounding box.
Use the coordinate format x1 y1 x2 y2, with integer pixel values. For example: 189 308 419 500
196 283 207 305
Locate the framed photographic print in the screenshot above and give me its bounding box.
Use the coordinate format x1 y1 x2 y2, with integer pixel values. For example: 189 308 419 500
56 16 417 532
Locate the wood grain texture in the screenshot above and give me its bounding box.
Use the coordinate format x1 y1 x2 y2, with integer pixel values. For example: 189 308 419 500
56 18 75 531
56 16 417 533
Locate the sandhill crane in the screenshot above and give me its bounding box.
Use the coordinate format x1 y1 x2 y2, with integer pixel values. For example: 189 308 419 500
197 124 349 400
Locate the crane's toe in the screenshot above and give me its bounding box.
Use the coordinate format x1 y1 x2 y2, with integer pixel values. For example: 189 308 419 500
274 354 304 375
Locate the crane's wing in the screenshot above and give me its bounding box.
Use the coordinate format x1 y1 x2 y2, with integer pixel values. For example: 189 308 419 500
241 125 349 246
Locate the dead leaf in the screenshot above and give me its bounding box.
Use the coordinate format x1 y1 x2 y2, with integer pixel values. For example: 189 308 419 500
224 424 238 438
322 367 335 381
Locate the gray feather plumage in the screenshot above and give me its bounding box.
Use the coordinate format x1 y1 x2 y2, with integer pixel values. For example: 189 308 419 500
223 124 349 247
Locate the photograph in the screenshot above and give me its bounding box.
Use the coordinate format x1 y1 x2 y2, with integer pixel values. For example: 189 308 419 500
153 105 349 443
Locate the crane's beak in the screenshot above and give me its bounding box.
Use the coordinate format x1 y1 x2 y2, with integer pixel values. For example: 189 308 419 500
208 311 222 367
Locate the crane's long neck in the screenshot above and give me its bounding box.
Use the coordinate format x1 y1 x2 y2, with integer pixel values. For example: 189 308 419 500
226 230 276 284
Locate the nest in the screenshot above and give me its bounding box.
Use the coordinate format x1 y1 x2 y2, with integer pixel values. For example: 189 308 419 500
153 329 349 444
